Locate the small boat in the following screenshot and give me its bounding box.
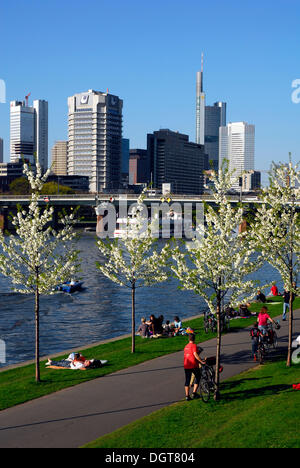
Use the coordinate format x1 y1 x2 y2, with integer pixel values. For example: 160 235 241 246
56 281 84 293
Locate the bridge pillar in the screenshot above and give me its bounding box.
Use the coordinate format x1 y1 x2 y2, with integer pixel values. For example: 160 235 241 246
0 207 8 232
51 209 59 229
0 214 5 232
96 215 104 235
239 218 247 234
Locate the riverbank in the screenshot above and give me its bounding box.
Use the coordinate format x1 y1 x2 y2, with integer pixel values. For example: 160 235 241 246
84 358 300 448
0 299 298 448
0 297 296 411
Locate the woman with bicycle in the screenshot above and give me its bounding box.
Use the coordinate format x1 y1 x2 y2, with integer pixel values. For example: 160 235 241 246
184 334 206 401
257 306 276 336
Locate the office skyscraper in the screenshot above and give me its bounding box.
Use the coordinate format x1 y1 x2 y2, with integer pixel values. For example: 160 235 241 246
51 141 68 175
219 122 255 190
147 129 207 195
196 53 205 145
129 148 149 185
196 56 226 170
68 89 123 192
33 100 48 173
10 99 48 172
205 101 226 170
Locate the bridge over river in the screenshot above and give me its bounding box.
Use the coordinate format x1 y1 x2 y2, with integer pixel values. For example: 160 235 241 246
0 193 298 234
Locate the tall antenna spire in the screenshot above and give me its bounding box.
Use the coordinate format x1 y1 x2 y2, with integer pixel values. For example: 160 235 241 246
200 52 204 92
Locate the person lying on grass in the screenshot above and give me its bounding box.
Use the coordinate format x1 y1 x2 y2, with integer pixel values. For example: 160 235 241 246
46 353 107 370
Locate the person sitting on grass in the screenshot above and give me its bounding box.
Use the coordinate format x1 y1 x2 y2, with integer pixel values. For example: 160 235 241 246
137 317 150 338
162 320 173 336
270 282 280 296
256 290 266 303
173 316 183 336
239 303 251 317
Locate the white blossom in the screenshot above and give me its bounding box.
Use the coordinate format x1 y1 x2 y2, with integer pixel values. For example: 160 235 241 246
96 189 169 352
0 161 80 380
251 159 300 366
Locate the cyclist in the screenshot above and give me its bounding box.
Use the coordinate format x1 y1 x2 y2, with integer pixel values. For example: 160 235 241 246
184 333 206 401
257 306 276 339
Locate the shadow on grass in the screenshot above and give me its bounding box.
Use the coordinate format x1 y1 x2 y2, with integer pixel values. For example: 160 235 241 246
221 383 291 402
221 377 271 391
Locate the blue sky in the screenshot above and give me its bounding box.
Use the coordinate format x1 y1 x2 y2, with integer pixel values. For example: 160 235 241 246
0 0 299 177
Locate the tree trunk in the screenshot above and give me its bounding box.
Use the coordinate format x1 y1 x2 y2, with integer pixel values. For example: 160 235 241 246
35 287 40 382
287 190 295 367
131 282 136 353
287 272 294 367
214 293 222 401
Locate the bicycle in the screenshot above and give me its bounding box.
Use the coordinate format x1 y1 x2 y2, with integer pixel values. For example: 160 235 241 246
204 313 217 334
264 321 280 350
257 334 266 364
199 357 222 402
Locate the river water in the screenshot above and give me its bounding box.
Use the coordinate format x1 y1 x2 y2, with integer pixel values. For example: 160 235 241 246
0 235 283 368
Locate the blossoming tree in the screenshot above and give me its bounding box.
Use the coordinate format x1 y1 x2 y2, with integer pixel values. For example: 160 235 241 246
0 162 80 382
251 158 300 366
171 161 262 400
96 192 169 353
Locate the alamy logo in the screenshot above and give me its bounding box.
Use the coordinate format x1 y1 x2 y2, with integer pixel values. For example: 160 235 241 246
292 336 300 364
0 339 6 364
0 79 6 104
95 200 204 240
291 79 300 104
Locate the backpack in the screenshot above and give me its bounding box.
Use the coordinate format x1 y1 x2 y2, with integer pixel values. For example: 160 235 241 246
250 328 260 338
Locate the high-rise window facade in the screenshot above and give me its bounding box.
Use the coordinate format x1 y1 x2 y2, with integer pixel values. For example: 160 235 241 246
68 90 123 192
10 99 48 173
205 102 226 170
51 141 68 175
219 122 255 190
147 129 207 195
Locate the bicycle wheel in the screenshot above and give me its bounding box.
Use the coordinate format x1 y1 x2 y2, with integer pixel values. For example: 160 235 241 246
258 344 265 364
272 332 278 349
199 379 210 402
206 366 216 390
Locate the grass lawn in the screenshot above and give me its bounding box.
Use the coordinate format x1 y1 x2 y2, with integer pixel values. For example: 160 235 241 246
0 296 297 411
83 359 300 449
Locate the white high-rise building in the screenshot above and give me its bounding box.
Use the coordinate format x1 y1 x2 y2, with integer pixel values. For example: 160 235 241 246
10 101 35 163
68 89 123 192
10 99 48 172
219 122 255 190
196 53 205 145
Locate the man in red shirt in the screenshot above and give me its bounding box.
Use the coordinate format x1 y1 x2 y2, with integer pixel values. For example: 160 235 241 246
184 334 206 401
270 283 279 296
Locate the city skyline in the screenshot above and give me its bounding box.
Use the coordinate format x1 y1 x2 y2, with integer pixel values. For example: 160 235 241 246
0 0 299 183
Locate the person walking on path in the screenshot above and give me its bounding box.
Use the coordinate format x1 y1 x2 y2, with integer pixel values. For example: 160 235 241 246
283 288 295 321
184 334 206 401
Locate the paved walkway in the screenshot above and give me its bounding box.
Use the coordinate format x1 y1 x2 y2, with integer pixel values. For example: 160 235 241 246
0 310 299 448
